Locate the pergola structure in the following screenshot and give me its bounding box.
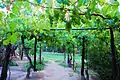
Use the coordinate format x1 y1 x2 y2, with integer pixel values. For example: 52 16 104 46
30 26 118 80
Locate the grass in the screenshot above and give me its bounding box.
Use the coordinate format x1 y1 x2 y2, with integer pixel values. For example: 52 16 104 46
42 53 82 69
42 53 81 63
42 53 64 61
55 60 62 63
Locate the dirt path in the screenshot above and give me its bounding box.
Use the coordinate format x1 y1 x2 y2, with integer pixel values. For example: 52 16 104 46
41 60 80 80
0 59 80 80
0 56 98 80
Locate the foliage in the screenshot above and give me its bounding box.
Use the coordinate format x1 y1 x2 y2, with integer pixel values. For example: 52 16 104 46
0 0 119 46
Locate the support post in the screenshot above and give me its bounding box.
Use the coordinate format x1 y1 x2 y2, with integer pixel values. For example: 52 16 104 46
34 37 37 71
110 27 118 80
81 36 85 80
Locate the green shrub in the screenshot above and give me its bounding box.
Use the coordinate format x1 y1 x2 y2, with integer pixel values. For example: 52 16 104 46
9 61 18 66
87 38 112 80
55 60 62 63
24 60 48 71
59 62 67 67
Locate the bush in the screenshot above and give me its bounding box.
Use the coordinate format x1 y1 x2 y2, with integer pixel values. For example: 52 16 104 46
9 61 18 66
87 39 112 80
59 62 67 67
24 60 48 71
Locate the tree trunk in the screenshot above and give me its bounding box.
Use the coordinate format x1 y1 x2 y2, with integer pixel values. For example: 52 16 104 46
69 54 72 67
67 48 70 66
34 37 37 71
73 45 75 70
64 52 66 63
63 46 66 63
85 41 89 80
21 35 25 60
110 27 118 80
39 43 42 64
0 44 11 80
81 37 85 80
25 48 34 78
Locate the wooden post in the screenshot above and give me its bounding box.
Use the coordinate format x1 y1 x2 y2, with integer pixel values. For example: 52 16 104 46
81 36 85 80
0 44 11 80
34 37 37 71
110 27 118 80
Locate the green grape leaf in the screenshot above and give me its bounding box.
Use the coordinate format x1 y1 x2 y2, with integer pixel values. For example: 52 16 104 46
47 0 53 7
89 0 96 12
3 40 9 45
98 0 104 5
0 12 3 20
9 13 16 18
12 5 19 14
57 22 65 28
10 35 17 44
10 22 16 31
102 4 110 15
78 0 83 6
85 8 91 19
113 1 119 6
0 22 2 28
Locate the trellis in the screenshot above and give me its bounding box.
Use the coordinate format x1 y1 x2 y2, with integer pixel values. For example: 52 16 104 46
19 26 118 79
46 26 118 80
0 0 119 79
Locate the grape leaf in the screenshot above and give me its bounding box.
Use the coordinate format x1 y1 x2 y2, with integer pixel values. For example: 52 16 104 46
3 40 9 45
